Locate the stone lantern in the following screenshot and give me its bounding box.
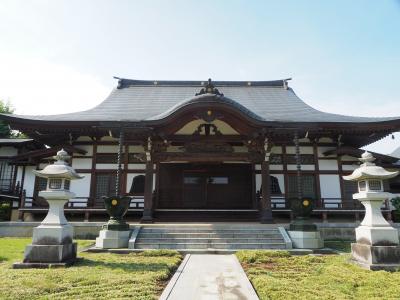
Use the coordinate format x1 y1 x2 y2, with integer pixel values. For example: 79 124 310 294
343 151 399 270
13 149 83 268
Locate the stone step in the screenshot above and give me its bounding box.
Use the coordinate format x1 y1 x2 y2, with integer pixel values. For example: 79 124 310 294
134 242 286 250
139 228 280 233
136 237 285 243
137 232 283 239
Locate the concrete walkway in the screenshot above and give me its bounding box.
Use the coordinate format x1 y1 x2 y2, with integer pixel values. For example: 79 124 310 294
160 254 259 300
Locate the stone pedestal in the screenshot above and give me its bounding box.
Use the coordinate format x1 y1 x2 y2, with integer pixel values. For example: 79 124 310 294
288 230 324 249
351 243 400 271
95 230 131 249
350 194 400 271
13 195 77 268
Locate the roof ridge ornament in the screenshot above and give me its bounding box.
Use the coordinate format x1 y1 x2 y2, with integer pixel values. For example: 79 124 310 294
195 78 224 96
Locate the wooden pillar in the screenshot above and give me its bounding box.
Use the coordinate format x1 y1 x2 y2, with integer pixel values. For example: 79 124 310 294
260 159 273 223
260 138 273 223
142 161 154 222
141 137 154 223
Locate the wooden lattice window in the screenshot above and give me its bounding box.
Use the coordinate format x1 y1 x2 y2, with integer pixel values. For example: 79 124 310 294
36 177 47 192
270 176 282 194
287 175 316 199
0 160 15 192
342 180 358 208
95 173 116 205
270 154 283 165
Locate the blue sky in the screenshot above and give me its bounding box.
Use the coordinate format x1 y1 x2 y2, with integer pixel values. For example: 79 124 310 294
0 0 399 154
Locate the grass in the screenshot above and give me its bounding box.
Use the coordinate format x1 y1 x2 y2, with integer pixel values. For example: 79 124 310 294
0 238 182 300
237 250 400 300
324 239 352 253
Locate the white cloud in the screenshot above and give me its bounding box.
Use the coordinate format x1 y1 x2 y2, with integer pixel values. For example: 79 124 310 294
0 55 110 115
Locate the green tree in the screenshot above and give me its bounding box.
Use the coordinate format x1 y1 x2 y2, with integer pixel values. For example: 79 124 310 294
0 100 23 138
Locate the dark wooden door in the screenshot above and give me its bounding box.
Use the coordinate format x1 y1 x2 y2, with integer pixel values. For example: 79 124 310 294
182 172 207 208
158 163 252 209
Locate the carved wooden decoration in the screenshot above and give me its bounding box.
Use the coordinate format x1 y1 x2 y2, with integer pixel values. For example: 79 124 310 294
193 123 222 136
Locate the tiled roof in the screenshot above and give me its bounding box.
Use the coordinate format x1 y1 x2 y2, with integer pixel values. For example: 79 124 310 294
6 79 400 124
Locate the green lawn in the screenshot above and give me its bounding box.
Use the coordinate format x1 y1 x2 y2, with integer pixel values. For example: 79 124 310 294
237 250 400 300
0 238 182 300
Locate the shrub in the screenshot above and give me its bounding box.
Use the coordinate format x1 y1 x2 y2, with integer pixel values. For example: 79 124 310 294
0 201 11 221
391 197 400 210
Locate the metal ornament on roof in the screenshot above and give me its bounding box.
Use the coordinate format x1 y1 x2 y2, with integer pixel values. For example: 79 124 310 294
195 78 224 96
343 151 399 181
33 149 83 180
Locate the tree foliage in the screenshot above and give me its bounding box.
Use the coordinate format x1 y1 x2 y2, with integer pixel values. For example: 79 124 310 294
0 99 23 138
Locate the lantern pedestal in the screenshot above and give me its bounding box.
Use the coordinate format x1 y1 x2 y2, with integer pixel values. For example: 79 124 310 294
13 191 77 269
350 193 400 270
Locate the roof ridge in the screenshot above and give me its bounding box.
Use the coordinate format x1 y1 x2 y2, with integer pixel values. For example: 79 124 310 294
113 77 291 89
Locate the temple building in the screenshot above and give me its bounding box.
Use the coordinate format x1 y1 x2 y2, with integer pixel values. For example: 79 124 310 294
1 78 399 222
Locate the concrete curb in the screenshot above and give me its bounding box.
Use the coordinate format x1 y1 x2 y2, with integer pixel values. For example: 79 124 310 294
159 254 191 300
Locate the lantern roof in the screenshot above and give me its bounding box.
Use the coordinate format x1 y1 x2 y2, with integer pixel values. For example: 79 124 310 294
343 151 399 181
33 149 84 180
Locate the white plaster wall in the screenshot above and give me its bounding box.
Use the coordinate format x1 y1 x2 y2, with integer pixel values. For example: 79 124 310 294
285 146 313 154
270 165 283 171
72 158 92 169
271 146 282 154
255 174 261 190
100 136 118 142
23 167 36 197
128 163 146 170
317 146 336 157
274 174 285 194
74 145 93 156
96 163 119 169
75 136 92 142
287 165 315 171
341 155 359 161
70 173 91 197
0 146 18 156
97 145 119 153
16 166 23 184
318 137 333 143
255 164 261 171
318 160 338 170
232 146 248 153
128 145 145 153
166 146 184 153
342 164 358 171
319 174 341 198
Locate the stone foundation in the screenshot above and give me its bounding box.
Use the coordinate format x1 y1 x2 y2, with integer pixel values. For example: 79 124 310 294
351 243 400 271
288 230 324 249
95 230 131 249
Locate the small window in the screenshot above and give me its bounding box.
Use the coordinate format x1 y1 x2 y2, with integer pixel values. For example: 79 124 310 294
270 176 282 194
270 155 283 165
184 177 201 184
130 175 145 194
369 180 382 191
209 177 228 184
36 177 47 192
359 181 366 191
64 179 70 190
49 178 62 189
